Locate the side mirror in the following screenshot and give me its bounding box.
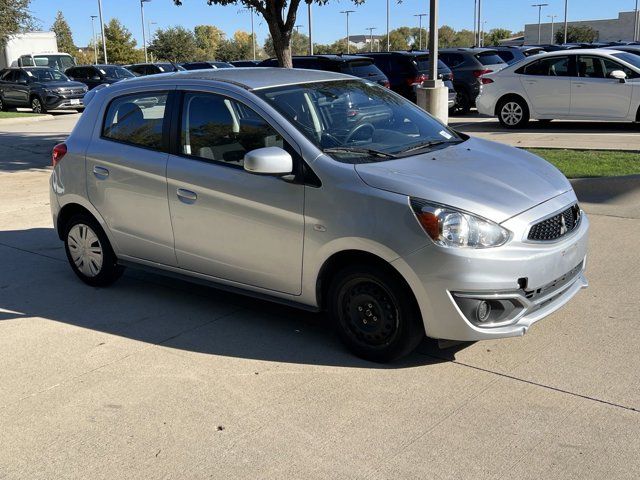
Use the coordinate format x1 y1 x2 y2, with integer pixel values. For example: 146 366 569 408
609 70 627 83
244 147 293 176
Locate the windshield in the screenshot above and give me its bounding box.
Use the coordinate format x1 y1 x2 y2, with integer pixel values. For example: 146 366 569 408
34 54 75 71
257 79 462 163
612 52 640 69
24 68 69 82
99 66 135 79
476 52 506 66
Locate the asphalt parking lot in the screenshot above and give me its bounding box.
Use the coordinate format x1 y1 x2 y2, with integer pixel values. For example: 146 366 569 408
0 114 638 479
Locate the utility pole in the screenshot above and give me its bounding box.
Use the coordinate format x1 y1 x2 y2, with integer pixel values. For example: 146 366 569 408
532 4 549 44
97 0 107 63
140 0 151 63
307 0 313 55
90 15 98 64
414 13 427 50
366 27 377 52
340 10 355 54
548 15 557 44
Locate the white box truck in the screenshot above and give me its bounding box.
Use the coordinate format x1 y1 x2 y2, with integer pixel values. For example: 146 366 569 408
0 32 76 71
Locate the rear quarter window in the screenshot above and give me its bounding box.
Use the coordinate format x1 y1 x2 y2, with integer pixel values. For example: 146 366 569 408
102 92 168 151
475 52 506 66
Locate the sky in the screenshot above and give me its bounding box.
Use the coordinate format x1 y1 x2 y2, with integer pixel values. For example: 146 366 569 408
29 0 638 48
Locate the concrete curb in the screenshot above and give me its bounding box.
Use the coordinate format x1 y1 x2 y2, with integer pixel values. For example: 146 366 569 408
0 114 55 126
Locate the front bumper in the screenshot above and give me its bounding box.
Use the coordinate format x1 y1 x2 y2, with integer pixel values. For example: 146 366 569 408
45 94 84 110
392 190 590 341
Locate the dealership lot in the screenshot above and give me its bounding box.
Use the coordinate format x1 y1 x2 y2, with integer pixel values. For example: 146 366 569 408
0 115 638 478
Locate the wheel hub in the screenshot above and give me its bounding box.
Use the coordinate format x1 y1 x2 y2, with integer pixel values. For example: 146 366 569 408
342 281 398 346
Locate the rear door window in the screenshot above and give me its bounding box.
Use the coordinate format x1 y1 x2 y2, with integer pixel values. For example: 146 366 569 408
102 92 169 150
475 52 506 66
521 56 571 76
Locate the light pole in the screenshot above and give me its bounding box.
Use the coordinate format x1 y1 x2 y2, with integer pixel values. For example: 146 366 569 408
97 0 107 63
634 0 639 42
476 0 482 47
295 24 302 34
140 0 151 63
307 0 313 55
90 15 98 64
472 0 476 46
563 0 569 43
366 27 376 52
340 10 355 54
481 20 487 47
532 4 549 45
386 0 390 51
548 15 557 43
249 7 256 60
148 21 156 61
414 13 427 50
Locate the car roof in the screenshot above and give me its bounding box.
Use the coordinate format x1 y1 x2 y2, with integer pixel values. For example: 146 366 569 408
439 47 499 53
117 67 352 90
542 48 622 56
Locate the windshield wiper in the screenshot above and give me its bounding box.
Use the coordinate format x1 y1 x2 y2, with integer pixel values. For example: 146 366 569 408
322 147 397 159
400 139 460 154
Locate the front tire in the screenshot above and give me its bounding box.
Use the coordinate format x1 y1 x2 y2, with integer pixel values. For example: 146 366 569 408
497 97 529 129
31 97 46 114
328 265 424 363
63 213 124 287
0 97 5 111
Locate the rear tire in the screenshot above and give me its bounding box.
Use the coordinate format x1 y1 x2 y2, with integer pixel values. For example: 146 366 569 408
63 213 124 287
328 264 424 363
456 91 472 115
0 97 5 111
497 97 529 129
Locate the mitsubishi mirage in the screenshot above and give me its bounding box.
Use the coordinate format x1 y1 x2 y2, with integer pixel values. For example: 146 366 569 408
50 68 589 362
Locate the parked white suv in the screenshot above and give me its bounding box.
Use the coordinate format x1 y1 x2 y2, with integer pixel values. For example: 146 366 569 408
477 49 640 128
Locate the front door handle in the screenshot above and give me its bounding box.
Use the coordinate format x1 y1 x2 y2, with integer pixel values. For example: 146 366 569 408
177 188 197 203
93 165 109 179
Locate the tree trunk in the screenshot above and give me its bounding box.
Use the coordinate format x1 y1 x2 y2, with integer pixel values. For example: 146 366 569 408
269 26 293 68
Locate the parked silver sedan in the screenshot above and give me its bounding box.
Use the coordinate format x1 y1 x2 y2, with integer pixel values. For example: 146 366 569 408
50 68 589 362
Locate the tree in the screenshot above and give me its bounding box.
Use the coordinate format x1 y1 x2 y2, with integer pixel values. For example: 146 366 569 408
104 19 143 64
194 24 225 60
438 25 457 48
556 25 598 44
216 30 260 61
264 30 309 57
150 26 198 62
0 0 37 47
453 29 475 47
174 0 363 68
52 11 76 54
485 28 512 46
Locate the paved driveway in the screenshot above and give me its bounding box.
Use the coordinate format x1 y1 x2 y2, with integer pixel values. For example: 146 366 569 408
451 113 640 150
0 116 638 479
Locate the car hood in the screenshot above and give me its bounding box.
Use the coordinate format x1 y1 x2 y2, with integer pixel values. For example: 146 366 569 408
354 137 572 223
37 81 86 90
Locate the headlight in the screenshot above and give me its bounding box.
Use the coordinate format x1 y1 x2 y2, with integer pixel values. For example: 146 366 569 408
410 198 511 248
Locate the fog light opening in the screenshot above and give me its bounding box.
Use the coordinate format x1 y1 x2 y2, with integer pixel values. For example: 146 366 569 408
476 300 492 323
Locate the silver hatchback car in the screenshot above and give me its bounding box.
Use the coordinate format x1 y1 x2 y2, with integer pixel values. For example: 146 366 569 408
50 68 589 362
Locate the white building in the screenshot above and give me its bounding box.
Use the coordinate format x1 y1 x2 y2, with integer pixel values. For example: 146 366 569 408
524 10 640 44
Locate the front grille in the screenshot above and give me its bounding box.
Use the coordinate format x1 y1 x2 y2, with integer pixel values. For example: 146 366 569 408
60 88 85 95
528 204 580 241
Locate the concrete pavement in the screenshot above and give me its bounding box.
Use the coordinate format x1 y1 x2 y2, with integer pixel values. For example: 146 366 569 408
451 114 640 151
0 115 638 479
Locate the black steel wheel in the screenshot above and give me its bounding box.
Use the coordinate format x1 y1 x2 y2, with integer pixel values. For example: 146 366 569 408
328 265 424 362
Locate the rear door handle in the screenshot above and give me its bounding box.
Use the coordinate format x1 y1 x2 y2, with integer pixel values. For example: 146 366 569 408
177 188 197 203
93 166 109 179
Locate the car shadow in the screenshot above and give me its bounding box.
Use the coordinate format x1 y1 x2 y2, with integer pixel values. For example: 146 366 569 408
0 131 67 172
0 226 471 369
